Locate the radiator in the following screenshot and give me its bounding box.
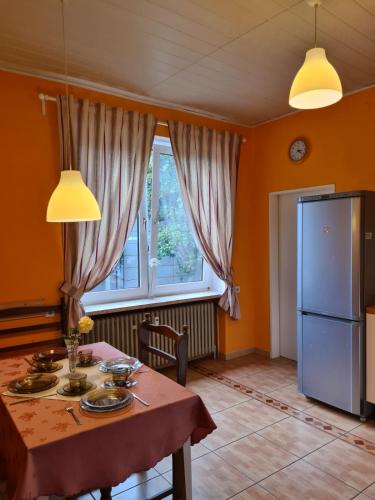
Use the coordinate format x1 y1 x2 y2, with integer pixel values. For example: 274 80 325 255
92 301 217 368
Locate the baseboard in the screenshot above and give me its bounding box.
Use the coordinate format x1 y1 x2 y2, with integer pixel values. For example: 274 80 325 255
253 348 270 358
218 347 270 361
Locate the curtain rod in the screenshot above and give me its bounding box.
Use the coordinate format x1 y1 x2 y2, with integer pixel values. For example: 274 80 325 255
38 93 247 143
38 93 168 126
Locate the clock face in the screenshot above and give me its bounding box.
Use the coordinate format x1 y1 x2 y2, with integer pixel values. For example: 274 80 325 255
289 138 308 162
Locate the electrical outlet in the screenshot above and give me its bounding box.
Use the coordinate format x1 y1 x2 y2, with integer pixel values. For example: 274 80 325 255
235 285 240 293
154 316 160 325
131 325 137 332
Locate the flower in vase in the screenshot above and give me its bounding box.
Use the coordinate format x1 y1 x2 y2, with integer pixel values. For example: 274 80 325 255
64 316 94 340
64 316 94 373
78 316 94 334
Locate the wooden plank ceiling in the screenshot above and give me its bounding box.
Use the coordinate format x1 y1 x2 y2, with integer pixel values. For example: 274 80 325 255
0 0 374 126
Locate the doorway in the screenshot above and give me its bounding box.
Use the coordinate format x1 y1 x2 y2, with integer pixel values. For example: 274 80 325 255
269 185 335 359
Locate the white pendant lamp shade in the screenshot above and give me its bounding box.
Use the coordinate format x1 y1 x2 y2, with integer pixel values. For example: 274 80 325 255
289 47 342 109
47 170 101 222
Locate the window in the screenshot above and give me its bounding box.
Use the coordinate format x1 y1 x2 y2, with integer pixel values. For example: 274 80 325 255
150 142 204 290
84 137 217 306
92 220 140 292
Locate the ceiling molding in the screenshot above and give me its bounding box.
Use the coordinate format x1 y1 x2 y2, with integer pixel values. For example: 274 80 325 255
251 79 375 127
1 63 374 130
0 63 252 129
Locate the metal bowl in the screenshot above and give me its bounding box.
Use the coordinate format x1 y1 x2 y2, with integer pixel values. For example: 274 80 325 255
99 356 142 374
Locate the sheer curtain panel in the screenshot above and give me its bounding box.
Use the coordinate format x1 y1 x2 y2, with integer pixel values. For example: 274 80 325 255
168 120 241 319
58 95 156 326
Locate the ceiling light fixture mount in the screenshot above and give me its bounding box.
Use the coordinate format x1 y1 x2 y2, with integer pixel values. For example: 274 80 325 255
46 0 101 223
289 0 342 110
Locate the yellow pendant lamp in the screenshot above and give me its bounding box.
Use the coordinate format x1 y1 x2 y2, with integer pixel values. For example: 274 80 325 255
289 0 342 110
47 171 101 222
46 0 101 223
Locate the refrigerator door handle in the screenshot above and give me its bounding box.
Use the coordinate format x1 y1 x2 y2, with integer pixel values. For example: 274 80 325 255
296 203 303 311
351 320 361 414
351 197 361 320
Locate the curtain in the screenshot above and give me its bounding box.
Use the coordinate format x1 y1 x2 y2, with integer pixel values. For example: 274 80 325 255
168 120 241 320
58 95 156 327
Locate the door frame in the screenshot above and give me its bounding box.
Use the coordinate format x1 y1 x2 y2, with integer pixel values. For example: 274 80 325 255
269 184 335 359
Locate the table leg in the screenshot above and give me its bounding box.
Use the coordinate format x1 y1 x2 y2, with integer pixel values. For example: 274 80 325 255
100 487 112 499
172 438 192 500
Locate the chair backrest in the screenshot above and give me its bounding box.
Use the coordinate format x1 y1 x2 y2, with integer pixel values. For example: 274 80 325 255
137 312 189 386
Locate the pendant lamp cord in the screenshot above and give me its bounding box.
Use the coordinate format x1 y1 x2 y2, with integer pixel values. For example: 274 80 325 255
314 2 318 47
61 0 72 171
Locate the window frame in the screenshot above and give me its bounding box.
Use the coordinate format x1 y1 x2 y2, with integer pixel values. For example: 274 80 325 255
149 142 213 297
83 137 216 307
83 202 149 306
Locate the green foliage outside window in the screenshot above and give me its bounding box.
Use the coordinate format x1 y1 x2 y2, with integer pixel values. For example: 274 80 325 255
147 152 201 280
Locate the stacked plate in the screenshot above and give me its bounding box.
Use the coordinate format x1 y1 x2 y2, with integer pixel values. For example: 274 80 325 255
8 374 58 394
57 381 97 397
27 362 62 374
80 387 133 413
33 348 67 362
99 356 142 373
76 356 102 368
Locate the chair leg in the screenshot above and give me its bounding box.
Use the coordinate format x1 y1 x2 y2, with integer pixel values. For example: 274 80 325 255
100 487 112 499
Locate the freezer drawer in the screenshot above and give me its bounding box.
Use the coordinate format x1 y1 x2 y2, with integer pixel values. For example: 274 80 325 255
297 197 361 320
297 312 361 414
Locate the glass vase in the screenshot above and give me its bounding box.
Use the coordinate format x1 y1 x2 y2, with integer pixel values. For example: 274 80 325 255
64 337 80 373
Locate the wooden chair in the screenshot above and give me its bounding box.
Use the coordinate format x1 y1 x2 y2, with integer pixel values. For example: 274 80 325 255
138 312 189 386
138 313 191 499
100 315 190 500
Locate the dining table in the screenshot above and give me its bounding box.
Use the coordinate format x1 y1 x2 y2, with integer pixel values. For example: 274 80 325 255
0 341 216 499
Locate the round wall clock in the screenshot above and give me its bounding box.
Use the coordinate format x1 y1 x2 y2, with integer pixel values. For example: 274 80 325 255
288 137 309 163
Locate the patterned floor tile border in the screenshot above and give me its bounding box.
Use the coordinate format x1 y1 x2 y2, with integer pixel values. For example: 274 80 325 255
342 432 375 455
193 365 300 417
192 364 375 457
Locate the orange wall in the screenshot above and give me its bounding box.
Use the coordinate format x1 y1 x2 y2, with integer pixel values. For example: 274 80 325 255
0 70 254 352
5 70 374 355
219 138 258 355
252 87 375 352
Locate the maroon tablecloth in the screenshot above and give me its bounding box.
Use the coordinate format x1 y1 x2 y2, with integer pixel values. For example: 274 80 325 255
0 342 216 499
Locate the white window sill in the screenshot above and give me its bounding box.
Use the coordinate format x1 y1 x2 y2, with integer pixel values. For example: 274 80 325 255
84 291 221 316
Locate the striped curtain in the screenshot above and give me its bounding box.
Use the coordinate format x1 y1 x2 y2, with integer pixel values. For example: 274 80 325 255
58 95 156 327
168 120 241 320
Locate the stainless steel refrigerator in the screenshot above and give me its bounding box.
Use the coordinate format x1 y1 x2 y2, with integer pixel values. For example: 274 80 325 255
297 191 375 418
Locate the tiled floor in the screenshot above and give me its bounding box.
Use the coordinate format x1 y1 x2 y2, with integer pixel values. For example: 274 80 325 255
12 353 375 499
